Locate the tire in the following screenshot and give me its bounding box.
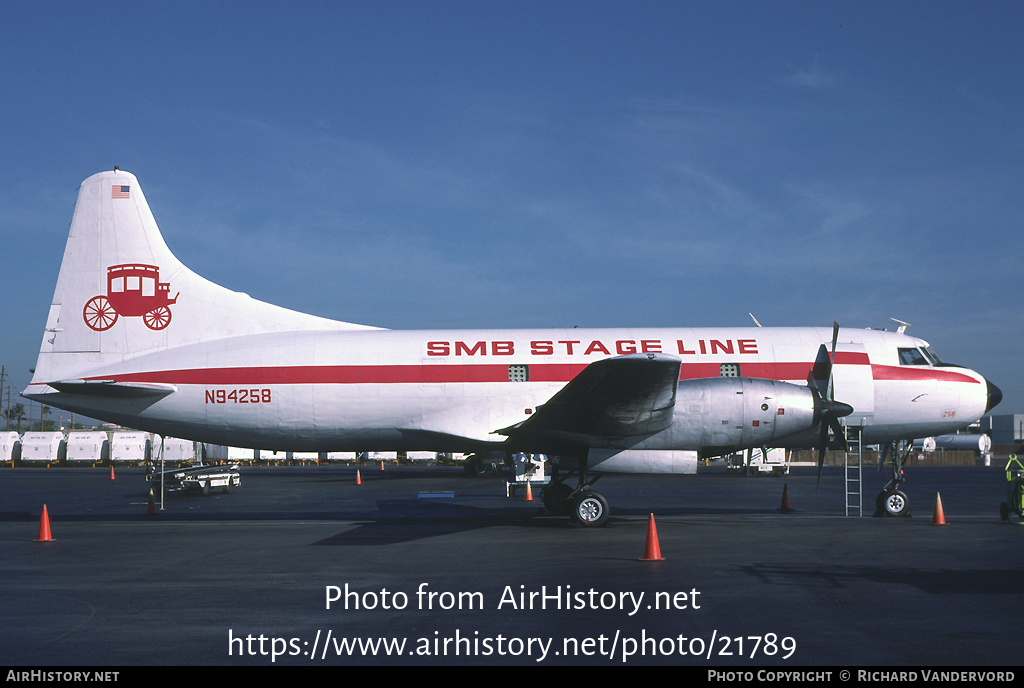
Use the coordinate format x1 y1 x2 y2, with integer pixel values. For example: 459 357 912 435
572 490 610 528
1012 482 1024 518
882 489 909 517
463 456 491 477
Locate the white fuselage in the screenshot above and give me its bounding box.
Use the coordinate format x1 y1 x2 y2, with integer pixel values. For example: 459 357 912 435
27 325 994 454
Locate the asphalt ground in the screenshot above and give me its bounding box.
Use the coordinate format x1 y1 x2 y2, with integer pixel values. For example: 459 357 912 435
1 460 1022 671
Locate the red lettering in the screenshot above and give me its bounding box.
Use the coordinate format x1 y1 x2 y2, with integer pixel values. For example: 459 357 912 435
455 341 487 356
615 340 637 354
559 340 581 355
677 340 696 355
699 340 707 354
710 339 733 355
492 341 514 356
204 388 272 404
641 340 662 353
531 340 554 356
427 341 449 357
584 340 611 355
738 339 758 354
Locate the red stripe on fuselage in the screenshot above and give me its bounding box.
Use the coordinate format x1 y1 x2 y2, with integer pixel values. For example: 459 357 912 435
80 357 979 386
870 365 979 384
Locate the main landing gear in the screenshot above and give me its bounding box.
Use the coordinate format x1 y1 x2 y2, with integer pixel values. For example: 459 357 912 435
875 440 912 517
541 449 611 528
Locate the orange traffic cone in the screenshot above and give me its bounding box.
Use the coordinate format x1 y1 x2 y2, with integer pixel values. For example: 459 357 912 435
356 469 362 485
35 505 54 542
525 481 533 501
779 483 794 513
639 513 664 561
380 461 385 471
110 466 116 480
932 492 946 525
147 489 157 515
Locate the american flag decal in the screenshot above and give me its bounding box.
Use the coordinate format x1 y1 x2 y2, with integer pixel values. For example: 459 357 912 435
112 185 130 199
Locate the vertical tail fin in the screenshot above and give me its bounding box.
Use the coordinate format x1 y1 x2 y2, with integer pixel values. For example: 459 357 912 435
27 169 374 392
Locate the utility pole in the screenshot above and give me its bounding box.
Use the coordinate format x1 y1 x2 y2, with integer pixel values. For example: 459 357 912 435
0 366 7 431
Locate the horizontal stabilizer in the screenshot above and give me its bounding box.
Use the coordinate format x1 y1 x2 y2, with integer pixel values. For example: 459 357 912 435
50 379 178 398
497 353 681 448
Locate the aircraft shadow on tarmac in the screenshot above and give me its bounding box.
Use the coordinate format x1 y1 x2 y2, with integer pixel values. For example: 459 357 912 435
741 563 1020 595
309 498 778 546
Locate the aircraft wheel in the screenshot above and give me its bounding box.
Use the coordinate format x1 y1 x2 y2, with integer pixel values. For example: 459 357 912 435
542 483 573 516
1011 482 1024 518
463 456 491 477
882 489 909 517
572 490 610 528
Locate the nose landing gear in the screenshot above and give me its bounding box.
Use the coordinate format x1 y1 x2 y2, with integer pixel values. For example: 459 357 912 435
875 440 912 518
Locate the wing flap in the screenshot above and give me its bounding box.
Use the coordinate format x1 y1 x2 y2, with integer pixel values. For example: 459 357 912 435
497 353 680 447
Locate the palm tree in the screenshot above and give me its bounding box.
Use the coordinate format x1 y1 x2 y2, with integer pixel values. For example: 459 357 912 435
10 403 25 432
41 405 51 431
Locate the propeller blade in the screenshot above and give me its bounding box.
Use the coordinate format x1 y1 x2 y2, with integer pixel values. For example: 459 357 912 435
827 321 839 402
807 325 850 491
808 372 854 491
816 424 828 489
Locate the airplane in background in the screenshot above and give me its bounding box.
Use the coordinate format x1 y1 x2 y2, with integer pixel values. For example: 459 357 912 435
23 170 1002 526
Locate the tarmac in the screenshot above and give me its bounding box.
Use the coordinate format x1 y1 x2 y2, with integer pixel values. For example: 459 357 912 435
1 460 1022 668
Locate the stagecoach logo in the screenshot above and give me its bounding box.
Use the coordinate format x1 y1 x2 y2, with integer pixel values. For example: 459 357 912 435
83 263 179 331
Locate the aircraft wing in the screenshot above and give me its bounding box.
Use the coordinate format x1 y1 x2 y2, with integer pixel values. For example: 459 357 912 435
496 353 681 449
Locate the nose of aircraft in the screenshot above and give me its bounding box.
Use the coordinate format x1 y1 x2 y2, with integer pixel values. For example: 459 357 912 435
986 378 1003 413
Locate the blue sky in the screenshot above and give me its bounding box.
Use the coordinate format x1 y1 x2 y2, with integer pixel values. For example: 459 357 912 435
1 1 1021 422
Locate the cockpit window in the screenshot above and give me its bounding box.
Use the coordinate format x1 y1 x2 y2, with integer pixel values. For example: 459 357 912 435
898 348 930 366
922 346 943 365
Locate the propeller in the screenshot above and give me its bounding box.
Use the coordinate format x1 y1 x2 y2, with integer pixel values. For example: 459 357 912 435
807 322 854 490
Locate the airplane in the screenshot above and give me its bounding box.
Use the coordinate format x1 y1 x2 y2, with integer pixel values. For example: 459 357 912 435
23 169 1002 526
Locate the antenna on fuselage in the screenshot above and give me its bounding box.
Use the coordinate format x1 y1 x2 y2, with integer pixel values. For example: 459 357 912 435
749 313 763 327
890 318 911 335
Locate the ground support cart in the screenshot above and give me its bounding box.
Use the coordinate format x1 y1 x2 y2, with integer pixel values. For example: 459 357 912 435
505 453 551 497
148 463 241 495
1000 454 1024 523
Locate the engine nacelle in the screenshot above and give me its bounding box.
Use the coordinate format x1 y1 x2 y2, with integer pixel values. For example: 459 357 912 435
669 377 821 457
